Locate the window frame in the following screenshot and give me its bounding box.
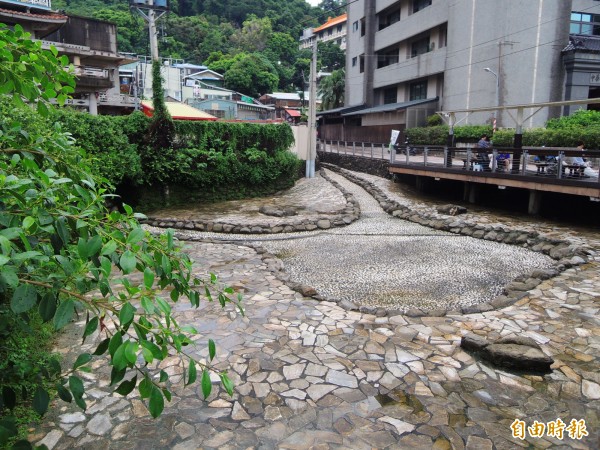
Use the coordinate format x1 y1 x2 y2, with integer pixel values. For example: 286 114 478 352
409 80 428 101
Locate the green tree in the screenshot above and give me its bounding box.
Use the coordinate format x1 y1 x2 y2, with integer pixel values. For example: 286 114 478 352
0 24 238 447
224 53 279 97
318 68 345 110
230 14 273 53
318 41 345 72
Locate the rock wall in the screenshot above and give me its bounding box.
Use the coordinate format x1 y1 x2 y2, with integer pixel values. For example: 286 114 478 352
317 151 390 178
142 170 360 234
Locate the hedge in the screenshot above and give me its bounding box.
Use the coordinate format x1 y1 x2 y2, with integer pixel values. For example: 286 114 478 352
406 124 600 149
51 109 299 205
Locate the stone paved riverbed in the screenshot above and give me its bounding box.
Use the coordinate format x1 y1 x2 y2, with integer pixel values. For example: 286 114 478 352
32 169 600 449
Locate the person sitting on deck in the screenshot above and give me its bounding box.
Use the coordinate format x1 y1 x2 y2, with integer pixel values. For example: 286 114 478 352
565 141 598 178
475 134 491 169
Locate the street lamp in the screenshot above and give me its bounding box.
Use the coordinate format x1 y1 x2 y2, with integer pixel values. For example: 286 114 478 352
484 67 499 126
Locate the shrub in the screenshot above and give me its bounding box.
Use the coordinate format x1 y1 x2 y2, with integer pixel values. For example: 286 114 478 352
51 108 142 186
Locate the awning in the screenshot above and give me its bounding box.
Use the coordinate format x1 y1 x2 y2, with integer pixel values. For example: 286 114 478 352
141 100 218 121
341 97 439 116
285 109 301 117
317 103 366 116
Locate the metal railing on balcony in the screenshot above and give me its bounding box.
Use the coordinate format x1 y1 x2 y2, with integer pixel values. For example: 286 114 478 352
317 140 600 185
74 66 109 79
12 0 51 9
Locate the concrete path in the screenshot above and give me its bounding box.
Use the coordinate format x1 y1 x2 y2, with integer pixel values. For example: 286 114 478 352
33 170 600 449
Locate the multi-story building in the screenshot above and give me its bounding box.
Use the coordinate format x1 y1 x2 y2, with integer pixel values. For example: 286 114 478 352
300 13 347 50
324 0 600 142
0 0 136 115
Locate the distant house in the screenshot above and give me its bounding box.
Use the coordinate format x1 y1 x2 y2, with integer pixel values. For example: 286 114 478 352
0 0 136 115
299 13 347 50
186 98 275 121
259 92 321 121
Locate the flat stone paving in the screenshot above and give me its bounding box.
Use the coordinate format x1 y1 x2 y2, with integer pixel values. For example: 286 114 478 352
33 170 600 449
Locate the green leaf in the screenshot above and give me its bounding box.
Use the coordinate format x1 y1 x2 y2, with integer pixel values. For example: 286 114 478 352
220 372 234 397
159 370 168 383
119 250 136 274
112 342 128 371
148 387 164 418
12 440 34 450
22 216 35 230
201 369 212 399
38 293 57 322
186 361 197 386
155 297 171 315
11 284 38 314
110 367 126 386
208 339 216 362
68 376 84 400
55 217 70 245
124 341 138 365
53 299 74 330
115 376 137 396
32 388 50 416
143 267 155 290
100 240 117 256
73 353 92 370
138 377 152 399
82 316 99 341
141 340 162 360
108 333 123 357
162 388 172 402
93 338 110 356
119 302 135 328
56 384 72 403
126 227 145 244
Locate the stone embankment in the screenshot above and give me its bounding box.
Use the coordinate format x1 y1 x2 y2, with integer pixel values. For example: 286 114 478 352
142 171 360 234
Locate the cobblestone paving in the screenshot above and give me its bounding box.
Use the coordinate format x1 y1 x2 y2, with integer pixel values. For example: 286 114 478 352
33 170 600 449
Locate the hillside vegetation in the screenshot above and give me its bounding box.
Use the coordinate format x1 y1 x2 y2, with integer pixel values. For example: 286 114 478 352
53 0 346 93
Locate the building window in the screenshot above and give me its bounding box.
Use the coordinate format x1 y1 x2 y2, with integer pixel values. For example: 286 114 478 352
352 21 358 32
409 80 428 100
328 29 333 36
379 8 400 31
377 47 399 68
570 12 600 35
359 54 365 73
360 18 366 37
352 56 357 67
383 87 397 104
413 0 432 13
337 24 342 33
411 36 431 57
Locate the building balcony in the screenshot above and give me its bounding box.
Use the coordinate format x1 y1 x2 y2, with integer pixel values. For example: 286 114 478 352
2 0 51 10
74 65 113 90
375 3 447 51
98 93 138 107
373 47 446 89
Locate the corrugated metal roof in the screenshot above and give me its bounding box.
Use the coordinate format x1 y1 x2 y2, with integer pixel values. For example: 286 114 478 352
314 14 347 33
141 100 218 121
285 109 301 117
341 97 439 116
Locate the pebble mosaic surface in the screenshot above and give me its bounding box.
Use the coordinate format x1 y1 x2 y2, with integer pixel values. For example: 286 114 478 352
32 168 600 450
167 169 555 311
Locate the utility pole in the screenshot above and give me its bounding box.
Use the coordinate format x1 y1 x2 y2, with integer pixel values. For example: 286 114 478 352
306 40 317 178
131 0 168 61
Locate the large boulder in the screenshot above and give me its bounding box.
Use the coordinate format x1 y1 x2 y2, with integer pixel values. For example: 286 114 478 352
460 333 553 373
